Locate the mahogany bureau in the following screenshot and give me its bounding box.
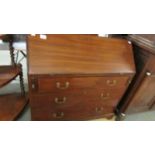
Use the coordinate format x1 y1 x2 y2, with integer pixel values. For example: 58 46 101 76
27 34 135 121
116 34 155 118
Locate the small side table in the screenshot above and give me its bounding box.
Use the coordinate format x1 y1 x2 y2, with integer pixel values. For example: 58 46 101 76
0 35 27 121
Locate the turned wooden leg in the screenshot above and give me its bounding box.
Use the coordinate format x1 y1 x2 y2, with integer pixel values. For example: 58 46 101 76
9 39 15 65
19 64 25 97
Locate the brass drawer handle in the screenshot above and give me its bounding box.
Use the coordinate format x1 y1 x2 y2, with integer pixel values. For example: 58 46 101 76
56 82 69 89
95 107 104 113
101 93 110 100
31 78 37 91
52 112 64 119
32 84 35 89
54 97 66 104
106 80 117 86
146 72 151 76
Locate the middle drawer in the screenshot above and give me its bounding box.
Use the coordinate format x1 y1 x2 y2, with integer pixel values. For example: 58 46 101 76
30 88 125 109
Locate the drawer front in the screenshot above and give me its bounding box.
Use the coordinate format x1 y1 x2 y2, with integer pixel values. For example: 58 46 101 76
30 94 84 109
30 87 126 109
31 101 114 121
83 88 126 107
30 76 129 93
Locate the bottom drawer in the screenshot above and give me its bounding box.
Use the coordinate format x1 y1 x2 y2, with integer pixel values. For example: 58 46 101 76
31 103 114 121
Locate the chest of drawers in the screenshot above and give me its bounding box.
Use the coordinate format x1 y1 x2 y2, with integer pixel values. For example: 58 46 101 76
27 34 135 120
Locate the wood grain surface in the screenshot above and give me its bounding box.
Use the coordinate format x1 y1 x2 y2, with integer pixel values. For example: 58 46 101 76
27 34 135 75
28 34 136 120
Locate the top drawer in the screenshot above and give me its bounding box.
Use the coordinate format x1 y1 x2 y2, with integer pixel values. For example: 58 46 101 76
29 76 130 93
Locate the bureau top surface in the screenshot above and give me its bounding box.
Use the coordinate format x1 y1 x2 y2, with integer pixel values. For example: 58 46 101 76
27 34 135 75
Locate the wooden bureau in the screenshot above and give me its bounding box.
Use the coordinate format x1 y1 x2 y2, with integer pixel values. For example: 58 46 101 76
116 34 155 117
27 34 135 121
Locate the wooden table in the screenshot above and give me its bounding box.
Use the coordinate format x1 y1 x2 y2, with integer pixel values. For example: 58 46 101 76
0 35 27 121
